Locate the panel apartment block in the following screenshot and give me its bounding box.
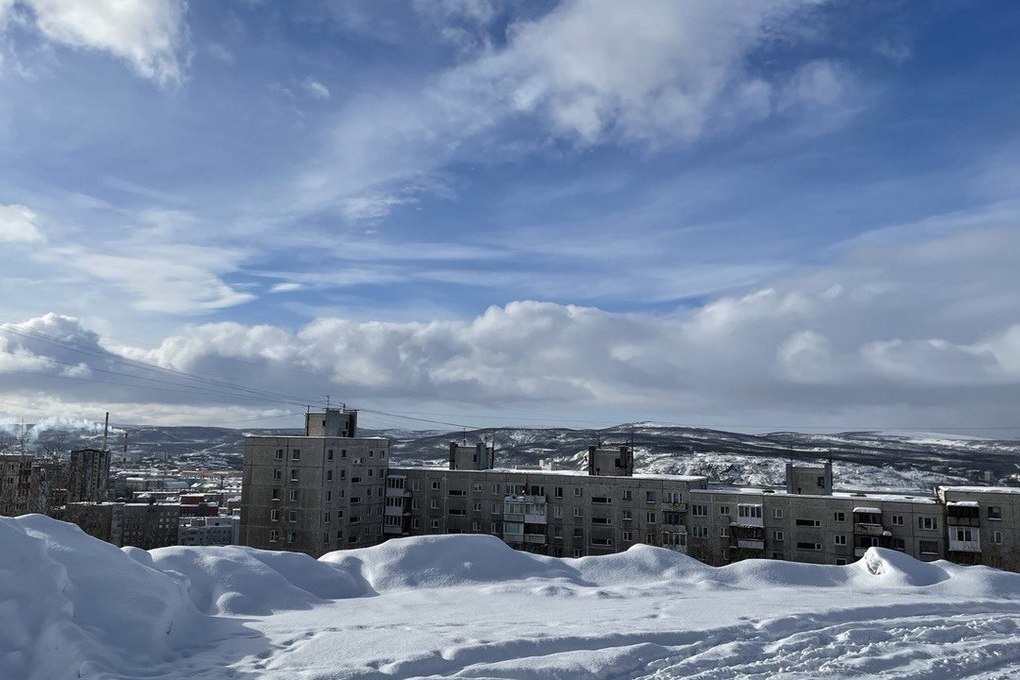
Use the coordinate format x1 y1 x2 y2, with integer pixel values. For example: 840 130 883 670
239 434 389 556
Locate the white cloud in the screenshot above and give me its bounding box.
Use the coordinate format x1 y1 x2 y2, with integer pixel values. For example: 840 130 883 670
0 202 45 243
269 282 305 294
4 0 188 85
298 0 847 216
302 77 331 100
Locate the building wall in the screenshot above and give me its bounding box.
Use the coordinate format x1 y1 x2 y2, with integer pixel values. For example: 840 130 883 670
239 435 388 557
396 468 706 558
179 516 239 546
68 448 111 503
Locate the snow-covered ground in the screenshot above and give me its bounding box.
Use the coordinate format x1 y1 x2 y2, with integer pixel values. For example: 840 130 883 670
5 515 1020 680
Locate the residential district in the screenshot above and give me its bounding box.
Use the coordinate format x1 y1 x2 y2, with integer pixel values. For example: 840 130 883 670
3 408 1019 572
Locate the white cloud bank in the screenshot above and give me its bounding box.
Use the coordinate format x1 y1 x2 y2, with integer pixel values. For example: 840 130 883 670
2 225 1019 430
0 0 188 84
0 202 45 243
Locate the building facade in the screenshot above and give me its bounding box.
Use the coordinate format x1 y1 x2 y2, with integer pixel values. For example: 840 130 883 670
239 408 389 555
239 415 1020 571
67 448 111 503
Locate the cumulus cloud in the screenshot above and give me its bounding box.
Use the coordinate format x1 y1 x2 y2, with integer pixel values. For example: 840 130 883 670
1 0 188 85
0 202 45 243
3 224 1019 431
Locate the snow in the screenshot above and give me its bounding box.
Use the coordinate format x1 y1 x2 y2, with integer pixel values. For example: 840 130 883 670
4 515 1020 679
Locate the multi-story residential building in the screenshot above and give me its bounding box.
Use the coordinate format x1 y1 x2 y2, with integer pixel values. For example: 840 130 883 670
239 408 389 555
67 447 111 502
239 414 1020 571
0 453 52 516
64 500 180 549
179 515 239 546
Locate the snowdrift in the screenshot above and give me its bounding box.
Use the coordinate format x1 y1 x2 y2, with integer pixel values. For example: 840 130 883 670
3 514 1020 680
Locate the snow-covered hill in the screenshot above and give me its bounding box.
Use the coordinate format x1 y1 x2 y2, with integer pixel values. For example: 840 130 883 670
5 514 1020 679
9 420 1020 490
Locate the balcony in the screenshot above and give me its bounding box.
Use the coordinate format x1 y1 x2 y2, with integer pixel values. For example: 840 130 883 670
383 525 404 535
383 505 407 517
523 534 546 545
385 487 410 498
735 539 765 550
853 523 886 536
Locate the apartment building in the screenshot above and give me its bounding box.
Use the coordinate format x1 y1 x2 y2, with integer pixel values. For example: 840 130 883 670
67 448 111 503
239 408 388 555
179 515 239 546
64 500 180 549
239 415 1020 570
0 453 52 516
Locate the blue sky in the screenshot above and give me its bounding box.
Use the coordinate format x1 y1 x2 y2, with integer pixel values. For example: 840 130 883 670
1 0 1020 433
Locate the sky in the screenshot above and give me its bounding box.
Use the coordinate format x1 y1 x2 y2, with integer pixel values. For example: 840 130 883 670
0 0 1019 434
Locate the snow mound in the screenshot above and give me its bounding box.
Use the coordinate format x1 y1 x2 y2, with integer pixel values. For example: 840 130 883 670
0 515 206 680
5 515 1020 680
141 545 374 615
324 534 580 590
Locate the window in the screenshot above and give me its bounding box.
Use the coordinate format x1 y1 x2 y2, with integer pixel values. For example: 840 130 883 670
270 509 280 522
554 487 564 498
719 506 730 516
622 489 632 501
953 528 975 542
834 534 847 546
350 496 361 504
919 540 939 555
341 449 347 458
271 488 280 500
411 518 419 529
323 512 330 524
327 470 333 482
646 491 657 503
275 449 283 460
738 505 762 519
891 515 904 526
471 521 480 531
327 449 334 461
622 510 633 520
772 508 784 519
290 469 298 482
351 476 361 484
432 481 440 490
663 511 682 525
269 529 279 542
291 450 300 460
492 484 500 494
573 508 582 518
574 487 582 497
816 476 826 487
430 500 439 510
691 504 708 517
720 527 729 537
835 558 848 566
665 491 681 503
288 510 298 522
988 506 1003 520
273 469 282 481
473 501 483 512
692 526 708 538
646 512 656 523
795 519 821 527
993 531 1003 544
833 512 845 522
918 516 938 531
592 496 612 504
491 503 500 514
288 489 298 502
369 450 374 458
287 531 296 544
553 506 562 518
430 519 440 529
449 489 465 497
473 484 483 493
772 530 784 541
796 542 821 551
